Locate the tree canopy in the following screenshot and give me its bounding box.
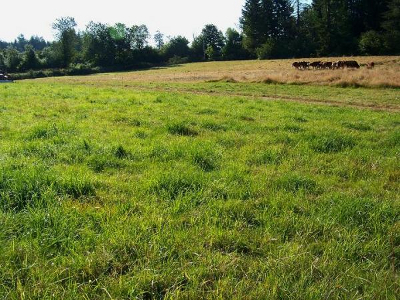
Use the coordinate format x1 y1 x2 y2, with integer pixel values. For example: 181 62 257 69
1 2 399 75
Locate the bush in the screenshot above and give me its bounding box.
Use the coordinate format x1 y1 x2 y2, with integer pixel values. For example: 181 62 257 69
359 31 385 55
256 40 276 60
256 39 292 59
167 56 189 65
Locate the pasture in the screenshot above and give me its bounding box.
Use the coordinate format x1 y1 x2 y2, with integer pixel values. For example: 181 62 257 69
53 56 400 88
0 58 399 299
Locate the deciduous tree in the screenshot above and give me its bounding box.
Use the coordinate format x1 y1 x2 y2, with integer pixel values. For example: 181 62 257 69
52 17 77 67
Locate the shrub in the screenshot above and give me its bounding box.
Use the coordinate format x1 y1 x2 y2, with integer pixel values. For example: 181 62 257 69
167 56 189 65
359 31 385 55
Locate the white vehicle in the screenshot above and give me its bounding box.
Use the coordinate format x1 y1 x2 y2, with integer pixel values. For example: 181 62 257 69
0 72 13 83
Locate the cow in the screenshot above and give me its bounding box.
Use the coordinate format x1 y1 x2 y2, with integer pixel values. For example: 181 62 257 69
366 62 375 69
309 61 322 69
292 62 301 69
344 60 360 69
321 62 333 69
292 61 309 70
333 60 360 69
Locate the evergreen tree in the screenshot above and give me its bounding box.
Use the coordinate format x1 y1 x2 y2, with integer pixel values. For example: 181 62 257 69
382 0 400 53
241 0 296 58
240 0 263 54
274 0 295 39
311 0 355 55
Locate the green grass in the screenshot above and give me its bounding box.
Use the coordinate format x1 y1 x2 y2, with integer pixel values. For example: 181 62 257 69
0 79 399 299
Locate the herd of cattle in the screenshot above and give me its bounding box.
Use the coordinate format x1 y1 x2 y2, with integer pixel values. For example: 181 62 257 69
292 60 375 70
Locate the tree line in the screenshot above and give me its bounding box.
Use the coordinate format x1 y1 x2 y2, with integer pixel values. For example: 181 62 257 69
241 0 400 58
0 0 399 75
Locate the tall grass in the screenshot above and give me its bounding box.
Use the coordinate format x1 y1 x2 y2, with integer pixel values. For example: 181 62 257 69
0 73 398 299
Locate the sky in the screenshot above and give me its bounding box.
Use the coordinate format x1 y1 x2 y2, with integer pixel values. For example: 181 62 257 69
1 0 246 43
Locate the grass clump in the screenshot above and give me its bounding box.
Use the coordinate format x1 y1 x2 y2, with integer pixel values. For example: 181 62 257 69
87 155 124 172
201 121 227 132
148 167 204 200
55 174 96 199
248 148 284 166
0 165 56 212
240 115 256 122
385 130 400 146
283 124 303 133
0 165 95 212
28 123 60 140
343 122 372 131
114 145 129 159
275 174 318 194
167 122 198 136
189 143 221 172
310 132 356 153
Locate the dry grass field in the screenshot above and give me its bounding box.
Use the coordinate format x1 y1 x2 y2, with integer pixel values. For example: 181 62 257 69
56 56 400 88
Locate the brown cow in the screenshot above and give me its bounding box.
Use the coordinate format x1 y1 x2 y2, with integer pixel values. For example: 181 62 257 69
366 62 375 69
344 60 360 69
292 62 301 69
292 61 309 70
321 62 333 69
309 61 321 69
334 60 360 69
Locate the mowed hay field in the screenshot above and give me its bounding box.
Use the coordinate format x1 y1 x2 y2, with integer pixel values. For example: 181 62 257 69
52 56 400 88
0 58 399 299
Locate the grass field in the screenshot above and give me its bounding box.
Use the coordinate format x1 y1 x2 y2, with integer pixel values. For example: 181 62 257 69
0 58 399 299
47 56 400 88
